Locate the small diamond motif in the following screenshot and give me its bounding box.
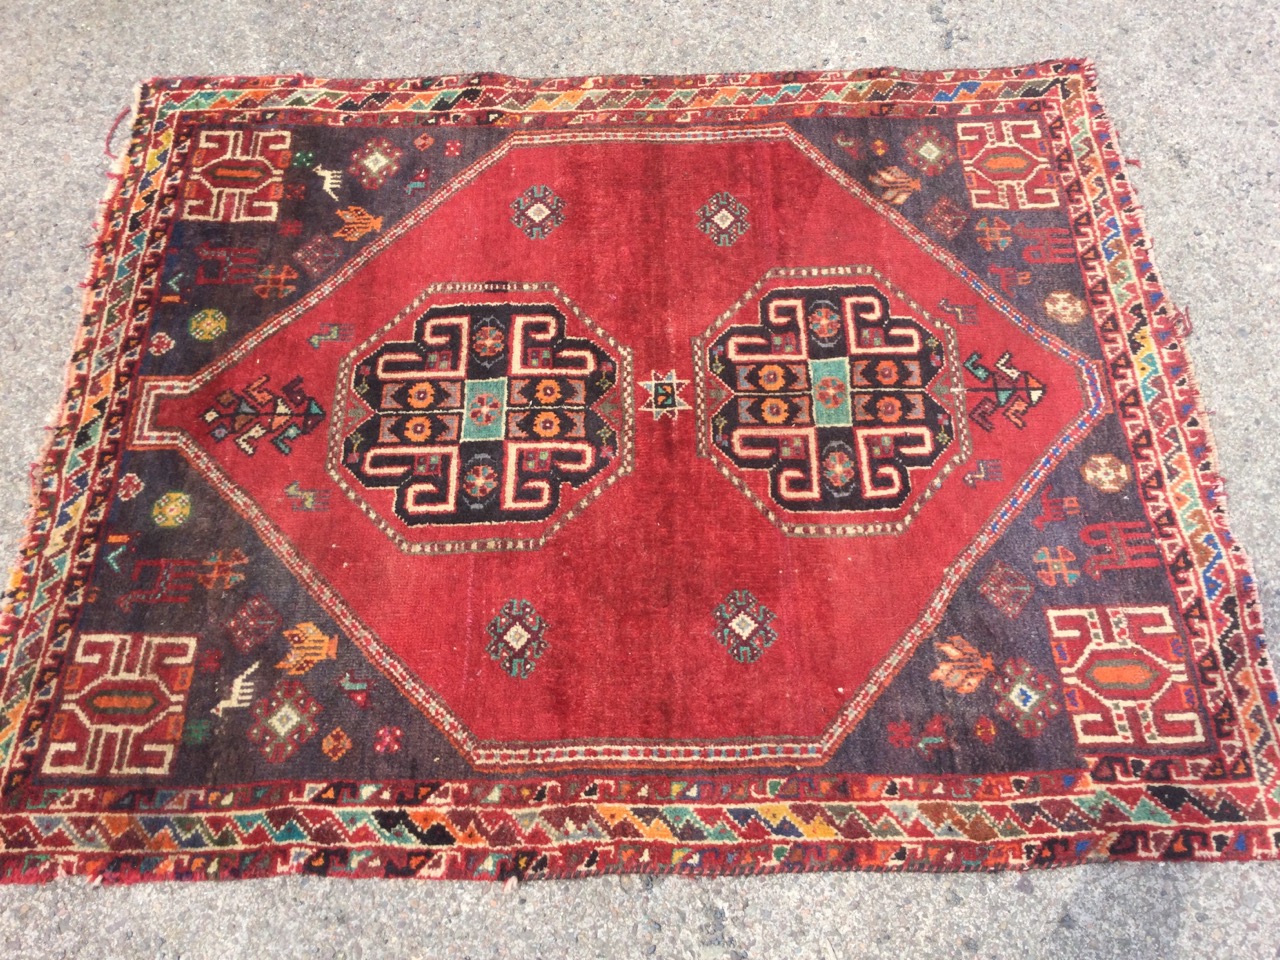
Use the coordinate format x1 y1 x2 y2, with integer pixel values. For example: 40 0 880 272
729 613 758 640
903 127 956 176
247 680 321 762
511 185 565 239
713 589 778 663
348 137 405 190
486 599 549 678
505 622 531 651
698 192 750 247
268 702 304 738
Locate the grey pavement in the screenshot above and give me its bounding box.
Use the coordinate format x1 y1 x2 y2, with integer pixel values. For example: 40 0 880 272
0 2 1277 958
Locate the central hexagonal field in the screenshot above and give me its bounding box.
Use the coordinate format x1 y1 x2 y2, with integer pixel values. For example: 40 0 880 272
148 129 1097 766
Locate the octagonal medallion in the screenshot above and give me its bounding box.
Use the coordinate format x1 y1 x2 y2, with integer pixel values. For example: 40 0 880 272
330 282 632 553
697 265 969 536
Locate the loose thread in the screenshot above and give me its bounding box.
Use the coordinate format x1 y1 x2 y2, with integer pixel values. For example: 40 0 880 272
1172 306 1194 338
102 106 132 160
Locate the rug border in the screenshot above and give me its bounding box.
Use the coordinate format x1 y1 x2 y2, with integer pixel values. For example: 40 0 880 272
1 58 1276 883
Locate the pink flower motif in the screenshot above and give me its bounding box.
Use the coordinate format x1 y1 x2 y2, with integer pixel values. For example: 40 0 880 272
374 726 403 754
148 332 175 357
116 472 145 501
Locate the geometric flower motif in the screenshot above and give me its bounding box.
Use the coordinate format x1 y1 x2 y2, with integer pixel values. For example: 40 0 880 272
348 136 404 190
374 726 404 754
712 589 778 664
698 191 750 246
116 472 145 502
511 185 565 240
187 308 228 341
991 658 1061 738
151 491 191 528
322 727 352 761
639 369 692 420
902 127 955 176
486 599 549 679
148 332 175 357
1080 453 1131 494
247 679 321 763
252 264 300 300
1033 545 1081 587
974 216 1013 251
1042 290 1088 325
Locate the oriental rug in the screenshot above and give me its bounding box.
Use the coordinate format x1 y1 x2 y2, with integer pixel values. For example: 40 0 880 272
2 60 1276 883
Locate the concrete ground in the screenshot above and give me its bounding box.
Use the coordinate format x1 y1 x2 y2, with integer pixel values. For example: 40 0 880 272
1 1 1278 957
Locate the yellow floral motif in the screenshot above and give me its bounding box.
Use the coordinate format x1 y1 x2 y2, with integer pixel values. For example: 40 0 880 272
151 492 191 529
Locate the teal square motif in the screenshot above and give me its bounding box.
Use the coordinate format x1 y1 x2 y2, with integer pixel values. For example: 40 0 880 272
808 357 853 427
461 378 508 441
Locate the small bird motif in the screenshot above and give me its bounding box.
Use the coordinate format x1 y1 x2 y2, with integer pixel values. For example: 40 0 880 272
276 622 338 675
211 662 260 717
332 205 383 242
